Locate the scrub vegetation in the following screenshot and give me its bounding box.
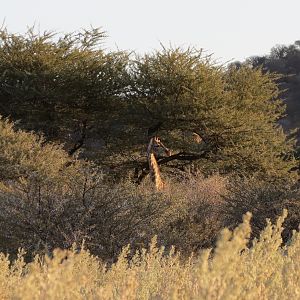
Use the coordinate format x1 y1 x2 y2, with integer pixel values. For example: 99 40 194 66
0 211 299 299
0 27 300 299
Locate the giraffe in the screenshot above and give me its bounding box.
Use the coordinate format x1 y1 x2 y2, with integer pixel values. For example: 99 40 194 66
146 136 171 191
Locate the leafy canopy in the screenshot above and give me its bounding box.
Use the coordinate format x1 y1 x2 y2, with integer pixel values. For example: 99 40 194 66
127 47 297 179
0 28 297 180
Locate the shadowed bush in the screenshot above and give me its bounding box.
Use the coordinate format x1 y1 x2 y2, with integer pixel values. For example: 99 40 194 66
224 177 300 242
0 117 228 261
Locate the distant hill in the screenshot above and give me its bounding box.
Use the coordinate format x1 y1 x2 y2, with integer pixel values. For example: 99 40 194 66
244 41 300 142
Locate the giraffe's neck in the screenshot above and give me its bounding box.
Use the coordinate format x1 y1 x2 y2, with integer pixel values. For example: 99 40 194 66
147 137 165 191
149 152 164 191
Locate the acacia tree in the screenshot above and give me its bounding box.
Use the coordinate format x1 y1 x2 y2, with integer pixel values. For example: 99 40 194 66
126 47 297 181
0 27 297 181
0 27 130 148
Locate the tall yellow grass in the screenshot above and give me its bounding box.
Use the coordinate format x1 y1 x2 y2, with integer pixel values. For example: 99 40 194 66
0 210 298 299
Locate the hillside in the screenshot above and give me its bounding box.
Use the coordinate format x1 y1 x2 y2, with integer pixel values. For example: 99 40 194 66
245 41 300 142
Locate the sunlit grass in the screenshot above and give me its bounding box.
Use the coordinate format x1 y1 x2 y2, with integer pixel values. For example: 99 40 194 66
0 210 299 299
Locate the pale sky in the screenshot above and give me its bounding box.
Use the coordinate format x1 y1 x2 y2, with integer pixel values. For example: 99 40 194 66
1 0 299 63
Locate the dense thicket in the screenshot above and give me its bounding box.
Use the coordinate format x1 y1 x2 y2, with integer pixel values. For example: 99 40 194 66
0 116 227 259
2 114 299 262
0 28 300 262
0 28 297 181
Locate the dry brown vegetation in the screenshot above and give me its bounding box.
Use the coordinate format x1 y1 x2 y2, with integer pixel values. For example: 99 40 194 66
1 211 300 299
1 27 300 299
0 106 299 299
0 116 299 263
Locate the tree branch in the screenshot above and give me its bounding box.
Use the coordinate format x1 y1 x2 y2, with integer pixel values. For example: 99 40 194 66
135 150 209 184
68 120 87 156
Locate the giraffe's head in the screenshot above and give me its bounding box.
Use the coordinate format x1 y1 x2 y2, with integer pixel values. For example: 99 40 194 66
153 136 171 157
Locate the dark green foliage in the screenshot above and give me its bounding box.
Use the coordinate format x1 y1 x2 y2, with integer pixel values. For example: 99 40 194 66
0 27 130 140
129 47 297 180
0 27 297 180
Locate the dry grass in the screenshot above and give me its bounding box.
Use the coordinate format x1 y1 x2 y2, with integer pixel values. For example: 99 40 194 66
154 173 227 252
0 210 298 299
0 156 228 260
